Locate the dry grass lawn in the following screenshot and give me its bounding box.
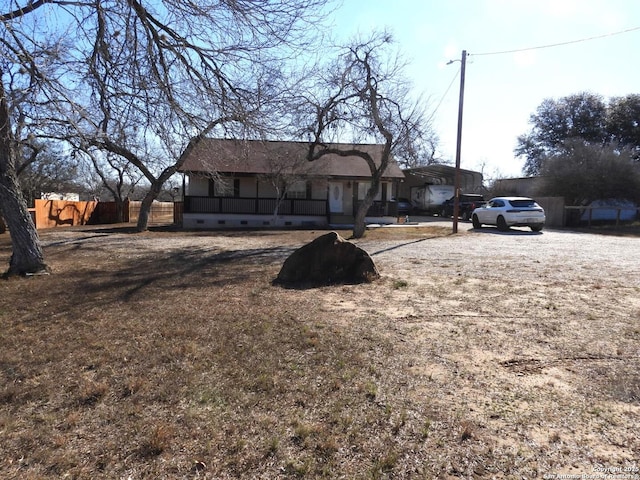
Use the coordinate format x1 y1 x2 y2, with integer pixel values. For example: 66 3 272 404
0 224 638 479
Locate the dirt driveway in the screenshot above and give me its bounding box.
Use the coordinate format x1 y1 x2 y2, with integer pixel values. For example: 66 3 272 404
365 221 640 285
333 224 640 474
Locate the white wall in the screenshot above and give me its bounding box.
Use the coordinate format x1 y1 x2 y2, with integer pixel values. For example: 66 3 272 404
183 213 328 229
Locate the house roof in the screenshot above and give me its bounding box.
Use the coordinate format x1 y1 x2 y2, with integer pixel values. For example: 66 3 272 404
178 138 405 179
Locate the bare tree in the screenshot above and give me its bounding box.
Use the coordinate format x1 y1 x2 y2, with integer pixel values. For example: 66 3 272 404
0 0 332 274
79 150 142 222
258 149 321 224
0 4 65 274
18 143 80 206
67 0 331 232
1 81 47 273
305 32 436 238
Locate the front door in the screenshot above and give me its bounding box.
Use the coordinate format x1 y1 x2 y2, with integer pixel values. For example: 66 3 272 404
328 182 343 213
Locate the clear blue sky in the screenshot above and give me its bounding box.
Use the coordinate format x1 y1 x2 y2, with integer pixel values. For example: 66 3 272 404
328 0 640 179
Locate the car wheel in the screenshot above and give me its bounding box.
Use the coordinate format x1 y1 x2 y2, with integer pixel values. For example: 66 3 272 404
530 225 543 232
462 210 470 222
497 216 508 231
472 214 481 229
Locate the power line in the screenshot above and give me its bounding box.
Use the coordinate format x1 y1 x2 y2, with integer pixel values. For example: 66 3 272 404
470 25 640 57
428 65 460 123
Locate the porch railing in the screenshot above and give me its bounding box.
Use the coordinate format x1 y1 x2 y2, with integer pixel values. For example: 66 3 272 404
355 200 399 217
185 196 399 218
184 196 328 216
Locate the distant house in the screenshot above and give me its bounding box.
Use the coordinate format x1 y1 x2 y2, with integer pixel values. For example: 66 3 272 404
396 164 484 214
399 164 484 196
41 192 81 202
177 138 406 229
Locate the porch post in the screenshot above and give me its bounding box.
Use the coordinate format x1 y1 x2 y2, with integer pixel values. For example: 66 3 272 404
255 178 259 214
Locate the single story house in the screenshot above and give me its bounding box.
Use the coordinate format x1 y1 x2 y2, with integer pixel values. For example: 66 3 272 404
177 138 406 229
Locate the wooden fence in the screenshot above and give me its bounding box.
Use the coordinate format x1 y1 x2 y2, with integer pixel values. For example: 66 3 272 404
31 199 98 229
128 200 175 224
29 199 176 229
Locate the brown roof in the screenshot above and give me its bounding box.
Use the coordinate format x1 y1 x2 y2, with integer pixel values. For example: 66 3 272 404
178 138 405 179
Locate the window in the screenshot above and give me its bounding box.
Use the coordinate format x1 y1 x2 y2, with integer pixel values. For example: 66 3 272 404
358 182 368 200
358 182 385 201
509 199 537 208
213 178 240 197
356 182 390 202
286 180 307 199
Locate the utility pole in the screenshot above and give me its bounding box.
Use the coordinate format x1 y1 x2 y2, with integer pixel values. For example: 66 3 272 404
452 49 467 234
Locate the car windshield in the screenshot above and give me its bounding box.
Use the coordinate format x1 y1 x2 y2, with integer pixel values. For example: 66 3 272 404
509 199 537 208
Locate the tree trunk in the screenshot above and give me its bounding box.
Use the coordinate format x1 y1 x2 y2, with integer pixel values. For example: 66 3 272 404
136 168 178 231
272 186 287 226
352 167 384 239
272 200 281 226
353 180 380 238
136 191 155 232
352 201 369 238
136 177 166 231
114 197 125 223
0 187 48 275
0 75 48 275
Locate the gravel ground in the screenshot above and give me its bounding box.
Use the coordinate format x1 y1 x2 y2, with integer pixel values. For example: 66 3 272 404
331 222 640 474
363 221 640 285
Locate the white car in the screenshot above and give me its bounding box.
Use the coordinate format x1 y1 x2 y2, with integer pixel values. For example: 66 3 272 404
471 197 545 232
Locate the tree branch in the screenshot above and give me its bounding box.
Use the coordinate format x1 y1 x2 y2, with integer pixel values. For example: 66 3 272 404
1 0 50 21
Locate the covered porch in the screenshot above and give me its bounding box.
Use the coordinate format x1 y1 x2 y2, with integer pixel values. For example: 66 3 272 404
181 194 401 228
